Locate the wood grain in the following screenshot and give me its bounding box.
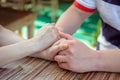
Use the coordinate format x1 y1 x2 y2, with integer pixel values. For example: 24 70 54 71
0 57 120 80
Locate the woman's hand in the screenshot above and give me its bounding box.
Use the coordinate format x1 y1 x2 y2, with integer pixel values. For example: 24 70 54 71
30 24 69 61
33 23 60 51
30 38 68 61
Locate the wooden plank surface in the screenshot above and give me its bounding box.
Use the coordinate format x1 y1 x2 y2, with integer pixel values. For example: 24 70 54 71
0 57 120 80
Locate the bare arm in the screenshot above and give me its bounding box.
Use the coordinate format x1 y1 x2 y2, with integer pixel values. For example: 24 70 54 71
96 49 120 72
54 32 120 73
55 5 94 34
0 24 59 66
0 39 40 66
0 25 24 46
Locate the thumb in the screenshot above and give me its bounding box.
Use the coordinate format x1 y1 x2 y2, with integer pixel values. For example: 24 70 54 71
59 32 73 40
49 43 68 55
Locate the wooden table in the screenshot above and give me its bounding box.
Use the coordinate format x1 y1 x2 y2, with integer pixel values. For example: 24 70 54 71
0 7 35 38
0 57 120 80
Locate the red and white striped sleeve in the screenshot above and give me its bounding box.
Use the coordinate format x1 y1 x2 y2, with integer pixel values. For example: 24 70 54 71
73 0 96 12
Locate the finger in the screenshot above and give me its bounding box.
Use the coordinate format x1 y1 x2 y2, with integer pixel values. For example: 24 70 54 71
54 55 68 63
50 43 68 53
43 23 55 29
58 50 68 55
58 62 69 70
53 38 67 46
59 32 73 40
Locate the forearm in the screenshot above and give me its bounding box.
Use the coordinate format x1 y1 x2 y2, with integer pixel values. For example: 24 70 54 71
94 49 120 72
0 39 40 66
0 24 60 66
0 35 57 66
55 5 93 34
0 25 24 46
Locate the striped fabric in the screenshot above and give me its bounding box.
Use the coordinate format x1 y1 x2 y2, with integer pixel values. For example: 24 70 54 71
73 0 120 50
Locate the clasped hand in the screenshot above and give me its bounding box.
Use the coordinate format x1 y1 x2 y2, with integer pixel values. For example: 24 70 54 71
31 24 98 73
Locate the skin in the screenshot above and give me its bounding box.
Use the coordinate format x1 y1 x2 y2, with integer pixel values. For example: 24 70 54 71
1 4 120 73
55 5 93 34
54 32 98 73
54 32 120 73
30 40 68 61
53 4 120 73
0 24 59 66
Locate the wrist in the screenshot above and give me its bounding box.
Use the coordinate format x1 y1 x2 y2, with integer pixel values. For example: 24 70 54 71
92 50 105 72
30 37 51 53
28 38 42 52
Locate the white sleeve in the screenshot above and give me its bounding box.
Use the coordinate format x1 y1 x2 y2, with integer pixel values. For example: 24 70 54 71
76 0 96 9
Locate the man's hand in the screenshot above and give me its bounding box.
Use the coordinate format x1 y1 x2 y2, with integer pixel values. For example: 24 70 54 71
54 32 98 73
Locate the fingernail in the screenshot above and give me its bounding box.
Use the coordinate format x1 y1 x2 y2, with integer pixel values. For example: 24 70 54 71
62 44 68 49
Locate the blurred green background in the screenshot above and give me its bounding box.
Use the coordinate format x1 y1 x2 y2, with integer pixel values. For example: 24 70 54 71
23 1 100 48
